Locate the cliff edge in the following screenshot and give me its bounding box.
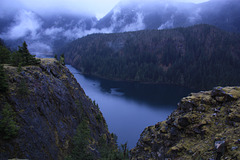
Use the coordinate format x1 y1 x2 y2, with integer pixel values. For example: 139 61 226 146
131 86 240 160
0 58 113 159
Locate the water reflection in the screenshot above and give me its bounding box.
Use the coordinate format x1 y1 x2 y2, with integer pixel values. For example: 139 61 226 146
67 65 194 148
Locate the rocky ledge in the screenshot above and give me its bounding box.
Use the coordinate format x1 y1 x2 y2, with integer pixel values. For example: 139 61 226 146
0 58 113 159
131 86 240 160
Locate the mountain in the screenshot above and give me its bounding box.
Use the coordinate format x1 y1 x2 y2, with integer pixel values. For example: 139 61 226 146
1 0 239 57
95 0 198 32
0 10 97 57
95 0 240 33
0 58 117 159
62 24 240 90
131 86 240 159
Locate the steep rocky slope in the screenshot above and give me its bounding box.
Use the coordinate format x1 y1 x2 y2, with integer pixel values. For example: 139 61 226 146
131 86 240 160
0 59 113 159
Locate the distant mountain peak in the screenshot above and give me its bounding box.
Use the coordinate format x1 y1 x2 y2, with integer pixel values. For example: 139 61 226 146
0 0 239 57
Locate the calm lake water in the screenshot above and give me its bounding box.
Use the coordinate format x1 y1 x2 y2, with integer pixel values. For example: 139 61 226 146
67 65 194 149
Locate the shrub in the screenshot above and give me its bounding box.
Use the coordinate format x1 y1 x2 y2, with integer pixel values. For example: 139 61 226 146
96 114 102 122
67 120 94 160
98 133 130 160
0 103 19 140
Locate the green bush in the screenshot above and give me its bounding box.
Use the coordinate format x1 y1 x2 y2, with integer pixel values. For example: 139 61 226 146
0 103 19 140
96 114 102 122
67 120 94 160
98 133 129 160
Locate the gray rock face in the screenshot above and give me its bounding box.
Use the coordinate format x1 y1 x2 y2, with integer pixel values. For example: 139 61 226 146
131 87 240 160
0 59 111 160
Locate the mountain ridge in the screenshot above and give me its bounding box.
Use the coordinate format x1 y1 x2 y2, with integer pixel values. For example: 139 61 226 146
96 0 240 33
1 0 240 56
62 24 240 90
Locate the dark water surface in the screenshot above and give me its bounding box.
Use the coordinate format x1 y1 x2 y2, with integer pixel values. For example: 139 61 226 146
67 65 194 149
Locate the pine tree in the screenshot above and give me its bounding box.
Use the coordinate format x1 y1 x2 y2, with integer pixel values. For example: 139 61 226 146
0 38 4 46
14 41 40 66
60 53 65 65
0 39 11 64
19 41 31 65
67 120 94 160
0 46 11 64
10 51 22 67
0 103 19 140
0 64 8 93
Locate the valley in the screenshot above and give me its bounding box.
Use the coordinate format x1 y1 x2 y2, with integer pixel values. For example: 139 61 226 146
67 65 194 148
1 0 240 159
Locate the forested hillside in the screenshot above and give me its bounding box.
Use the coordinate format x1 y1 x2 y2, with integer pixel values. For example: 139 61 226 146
62 24 240 89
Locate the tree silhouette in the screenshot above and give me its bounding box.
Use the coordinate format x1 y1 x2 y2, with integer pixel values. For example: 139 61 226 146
11 41 40 66
0 64 8 93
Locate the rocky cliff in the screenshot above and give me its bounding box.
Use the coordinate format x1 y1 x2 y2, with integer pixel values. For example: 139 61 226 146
0 58 113 159
131 86 240 160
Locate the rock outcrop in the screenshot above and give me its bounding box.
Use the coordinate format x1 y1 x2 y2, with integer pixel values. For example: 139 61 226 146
131 86 240 160
0 59 112 159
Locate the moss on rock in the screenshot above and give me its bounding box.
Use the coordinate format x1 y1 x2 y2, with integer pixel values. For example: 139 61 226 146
131 86 240 160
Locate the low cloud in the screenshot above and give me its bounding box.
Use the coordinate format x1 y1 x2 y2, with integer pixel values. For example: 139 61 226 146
0 10 42 40
63 27 114 40
188 8 202 24
0 0 224 58
121 13 145 32
101 5 146 33
28 42 53 57
44 27 64 37
158 15 174 30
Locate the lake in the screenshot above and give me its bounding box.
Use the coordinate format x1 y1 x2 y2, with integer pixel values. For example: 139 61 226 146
67 65 194 149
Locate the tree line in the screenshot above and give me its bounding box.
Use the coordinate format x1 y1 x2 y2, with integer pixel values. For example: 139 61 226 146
0 40 40 93
0 40 40 66
63 24 240 90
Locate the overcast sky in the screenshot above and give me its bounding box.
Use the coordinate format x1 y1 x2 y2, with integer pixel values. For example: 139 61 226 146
0 0 210 19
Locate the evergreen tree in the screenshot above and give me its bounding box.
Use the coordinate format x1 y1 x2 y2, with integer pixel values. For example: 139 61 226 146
0 38 4 46
60 53 65 65
10 51 22 67
18 41 31 65
0 64 8 93
0 46 11 64
54 54 58 60
0 39 11 64
12 41 40 66
0 103 19 140
68 120 94 160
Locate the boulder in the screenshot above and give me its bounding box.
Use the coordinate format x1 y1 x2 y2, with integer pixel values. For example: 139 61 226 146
178 117 190 127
